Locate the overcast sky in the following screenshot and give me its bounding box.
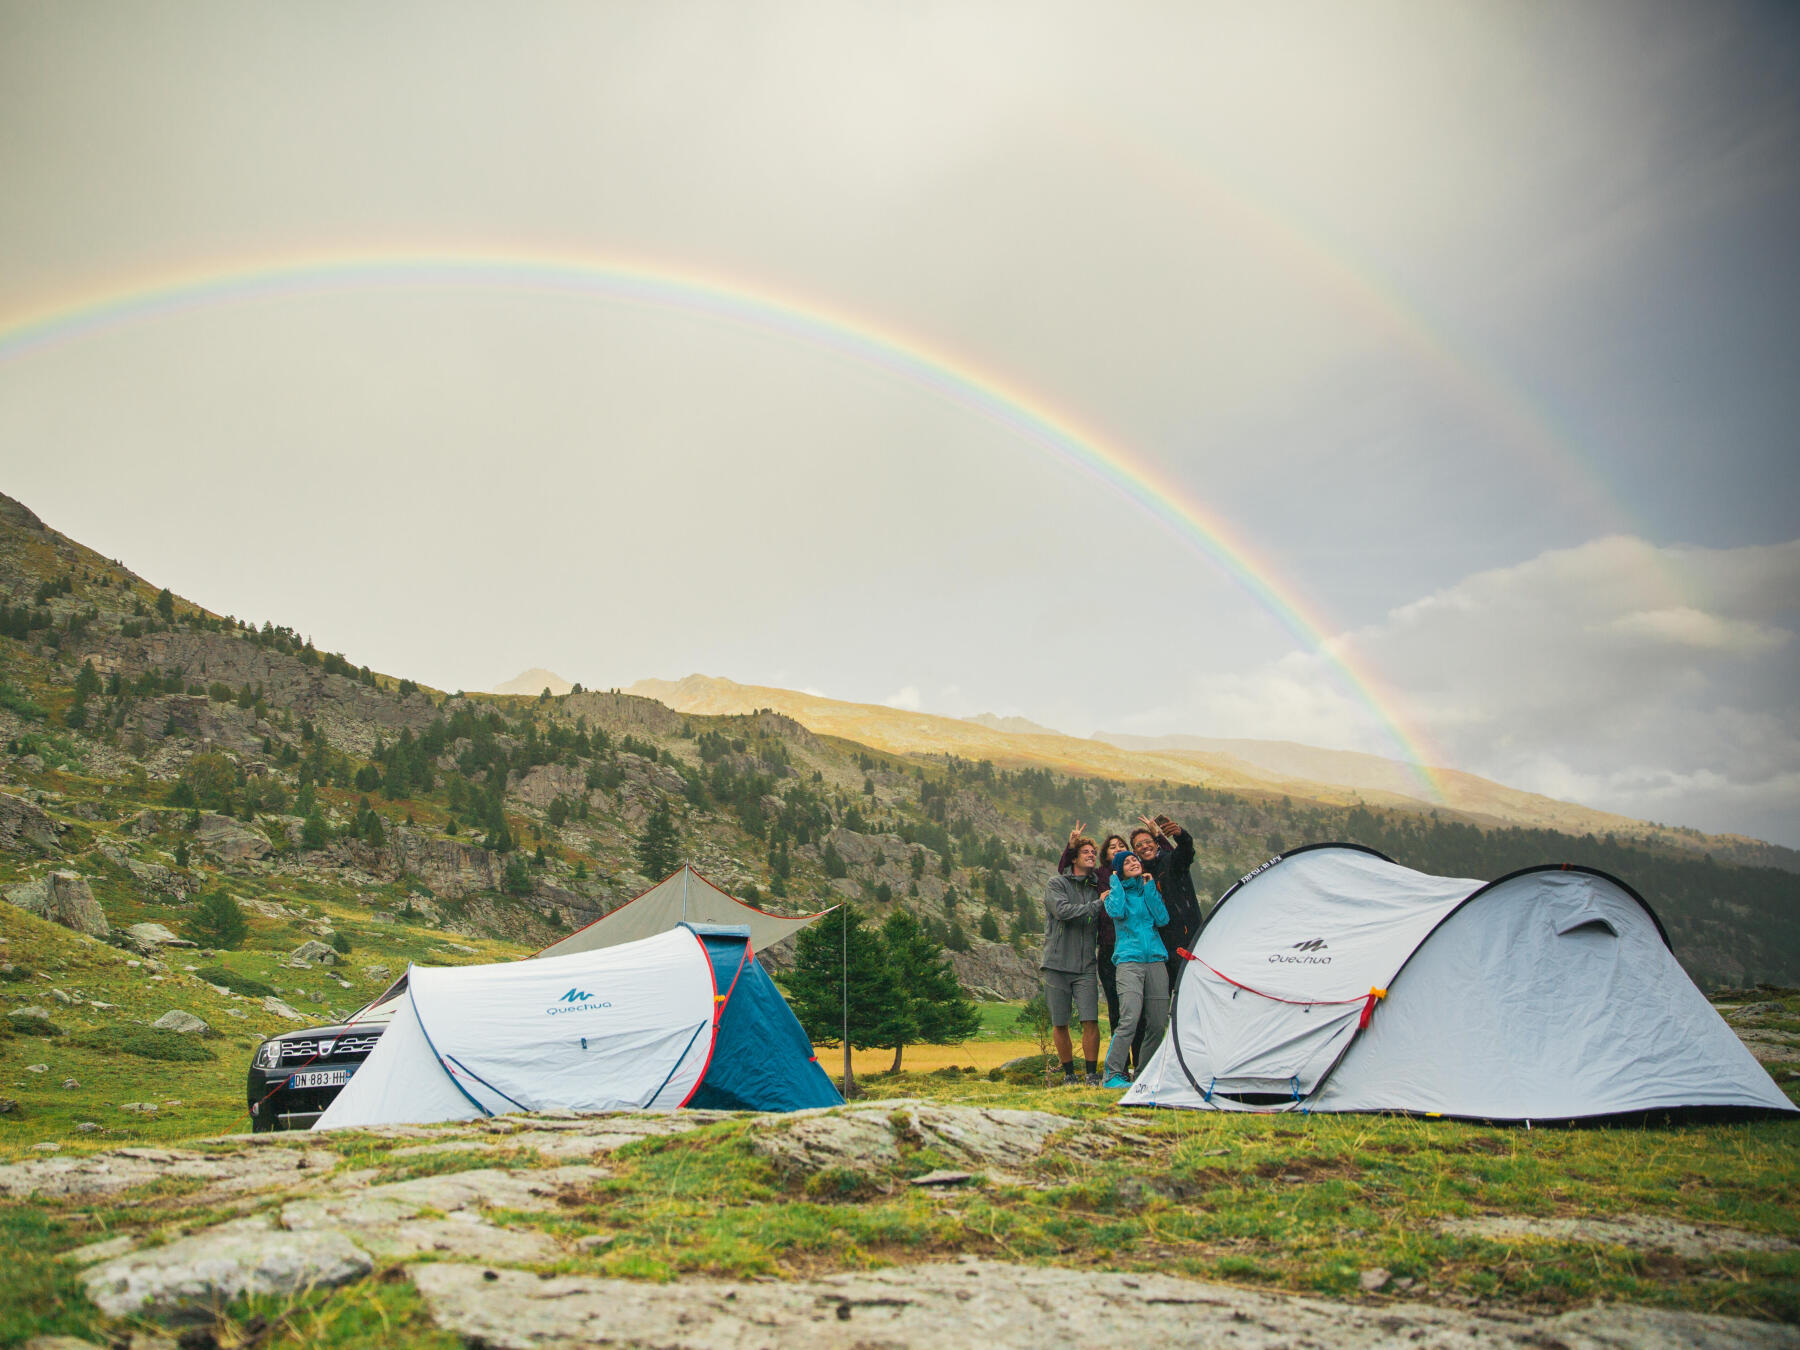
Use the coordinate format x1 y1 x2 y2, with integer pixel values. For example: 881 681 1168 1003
2 2 1796 844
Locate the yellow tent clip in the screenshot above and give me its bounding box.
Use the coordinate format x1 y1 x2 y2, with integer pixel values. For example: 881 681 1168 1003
1370 987 1386 1000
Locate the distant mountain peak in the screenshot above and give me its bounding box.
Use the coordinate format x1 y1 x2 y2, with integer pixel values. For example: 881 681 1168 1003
966 712 1065 738
491 668 574 697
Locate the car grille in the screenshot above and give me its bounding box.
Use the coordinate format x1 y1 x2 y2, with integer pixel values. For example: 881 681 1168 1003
277 1034 381 1061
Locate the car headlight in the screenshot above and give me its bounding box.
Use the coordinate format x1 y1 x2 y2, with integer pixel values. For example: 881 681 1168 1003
254 1040 283 1070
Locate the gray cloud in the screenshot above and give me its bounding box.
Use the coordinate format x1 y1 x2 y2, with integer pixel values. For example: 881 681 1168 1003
1124 538 1800 844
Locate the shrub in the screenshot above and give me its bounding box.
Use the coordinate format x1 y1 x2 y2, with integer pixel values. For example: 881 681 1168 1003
74 1024 216 1062
7 1011 63 1037
0 680 46 721
195 965 276 998
329 929 352 956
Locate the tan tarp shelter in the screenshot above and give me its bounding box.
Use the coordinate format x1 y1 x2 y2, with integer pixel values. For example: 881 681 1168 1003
533 864 829 960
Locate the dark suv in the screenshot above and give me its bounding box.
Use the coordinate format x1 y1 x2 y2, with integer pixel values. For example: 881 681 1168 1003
246 981 402 1131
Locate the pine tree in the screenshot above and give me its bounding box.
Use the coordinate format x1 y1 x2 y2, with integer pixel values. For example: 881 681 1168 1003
186 889 248 949
155 587 175 621
784 903 909 1095
302 810 328 850
636 805 681 878
879 909 980 1072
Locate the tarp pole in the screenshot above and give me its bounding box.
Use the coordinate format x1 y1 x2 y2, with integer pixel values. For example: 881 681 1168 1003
842 903 850 1097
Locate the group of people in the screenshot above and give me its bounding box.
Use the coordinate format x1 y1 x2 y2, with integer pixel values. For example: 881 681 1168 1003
1040 813 1203 1088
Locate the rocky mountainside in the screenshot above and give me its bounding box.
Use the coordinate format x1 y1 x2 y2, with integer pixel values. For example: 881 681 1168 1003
0 490 1795 997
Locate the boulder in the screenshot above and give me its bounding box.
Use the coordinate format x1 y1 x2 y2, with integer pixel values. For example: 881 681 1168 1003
4 872 109 938
261 996 305 1021
194 813 271 864
125 922 188 951
286 940 337 968
81 1219 370 1322
0 791 58 852
151 1010 210 1035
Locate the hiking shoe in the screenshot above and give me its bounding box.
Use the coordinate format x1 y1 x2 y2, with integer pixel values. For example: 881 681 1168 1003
1082 1072 1102 1087
1102 1074 1133 1090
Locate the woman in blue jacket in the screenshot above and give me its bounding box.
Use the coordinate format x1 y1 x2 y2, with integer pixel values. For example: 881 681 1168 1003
1101 850 1170 1088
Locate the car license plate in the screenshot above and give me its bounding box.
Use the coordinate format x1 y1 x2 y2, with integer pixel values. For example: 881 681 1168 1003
287 1069 350 1089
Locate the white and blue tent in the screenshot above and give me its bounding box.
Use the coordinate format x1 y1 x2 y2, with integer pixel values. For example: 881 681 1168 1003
315 922 841 1129
1122 844 1797 1122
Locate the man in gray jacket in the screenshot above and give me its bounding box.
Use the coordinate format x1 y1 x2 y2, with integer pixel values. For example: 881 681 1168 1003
1041 836 1103 1085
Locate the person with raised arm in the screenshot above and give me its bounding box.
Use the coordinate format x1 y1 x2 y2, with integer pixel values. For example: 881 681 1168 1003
1100 848 1170 1088
1058 823 1131 1037
1129 812 1203 990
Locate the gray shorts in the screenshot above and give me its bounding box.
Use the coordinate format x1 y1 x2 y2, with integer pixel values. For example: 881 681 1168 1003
1042 968 1099 1026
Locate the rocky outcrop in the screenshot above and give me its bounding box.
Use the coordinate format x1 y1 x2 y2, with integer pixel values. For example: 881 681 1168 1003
0 1145 339 1201
527 877 600 927
4 871 109 938
948 942 1040 1001
81 1219 370 1322
750 1102 1073 1179
0 791 59 852
379 828 500 898
409 1259 1800 1350
514 763 587 809
286 940 337 967
194 813 270 864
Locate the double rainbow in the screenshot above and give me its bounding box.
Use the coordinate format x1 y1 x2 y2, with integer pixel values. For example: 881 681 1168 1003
0 248 1446 797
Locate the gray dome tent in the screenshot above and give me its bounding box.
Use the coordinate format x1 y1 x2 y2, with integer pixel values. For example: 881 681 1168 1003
1121 844 1796 1122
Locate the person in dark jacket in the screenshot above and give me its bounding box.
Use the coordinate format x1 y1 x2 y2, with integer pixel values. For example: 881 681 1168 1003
1057 826 1130 1033
1130 814 1203 989
1040 837 1103 1085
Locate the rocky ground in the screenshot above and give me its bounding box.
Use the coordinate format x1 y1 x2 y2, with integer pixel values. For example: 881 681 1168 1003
3 1093 1797 1348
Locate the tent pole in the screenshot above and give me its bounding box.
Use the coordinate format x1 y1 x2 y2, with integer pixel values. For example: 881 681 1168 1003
682 866 689 922
842 904 850 1097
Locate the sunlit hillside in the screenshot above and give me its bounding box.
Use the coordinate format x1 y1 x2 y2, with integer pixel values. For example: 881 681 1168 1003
628 674 1788 866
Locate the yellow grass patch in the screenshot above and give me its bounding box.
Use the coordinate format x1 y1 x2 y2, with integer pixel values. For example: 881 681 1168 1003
846 1038 1042 1075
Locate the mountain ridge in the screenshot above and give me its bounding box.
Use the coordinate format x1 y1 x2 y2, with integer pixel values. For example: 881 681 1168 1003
627 674 1791 868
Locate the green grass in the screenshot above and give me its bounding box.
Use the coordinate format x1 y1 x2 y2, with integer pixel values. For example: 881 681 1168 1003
973 1000 1028 1039
195 964 278 998
71 1024 217 1062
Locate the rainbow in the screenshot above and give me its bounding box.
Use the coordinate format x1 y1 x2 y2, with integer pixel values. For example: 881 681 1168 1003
1059 111 1688 608
0 248 1447 797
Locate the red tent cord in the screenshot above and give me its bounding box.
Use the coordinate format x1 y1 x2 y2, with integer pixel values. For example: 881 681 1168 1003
1175 949 1386 1027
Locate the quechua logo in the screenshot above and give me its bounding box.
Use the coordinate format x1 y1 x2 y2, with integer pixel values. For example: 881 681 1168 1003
547 987 613 1016
1269 938 1332 965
